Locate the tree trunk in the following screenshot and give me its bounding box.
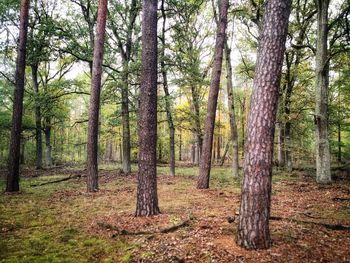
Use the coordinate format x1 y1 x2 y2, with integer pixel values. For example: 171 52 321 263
135 0 160 217
190 85 203 157
31 64 43 169
315 0 331 184
44 118 53 167
121 62 132 174
86 0 108 192
237 0 291 249
20 137 25 165
161 0 175 176
6 0 30 192
276 122 285 167
225 41 239 177
197 0 229 189
179 128 182 161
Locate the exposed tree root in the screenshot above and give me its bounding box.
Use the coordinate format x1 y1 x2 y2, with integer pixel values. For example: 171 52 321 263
97 217 193 237
30 174 82 187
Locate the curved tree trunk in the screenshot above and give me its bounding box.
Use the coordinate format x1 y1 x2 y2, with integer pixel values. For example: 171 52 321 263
6 0 30 192
237 0 291 249
315 0 331 184
86 0 108 192
197 0 229 189
135 0 160 217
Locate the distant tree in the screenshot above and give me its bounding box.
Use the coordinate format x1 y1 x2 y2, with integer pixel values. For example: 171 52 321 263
135 0 160 216
160 0 175 176
6 0 30 192
237 0 291 249
197 0 229 189
86 0 108 192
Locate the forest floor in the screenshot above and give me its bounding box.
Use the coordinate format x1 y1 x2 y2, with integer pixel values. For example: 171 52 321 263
1 164 350 263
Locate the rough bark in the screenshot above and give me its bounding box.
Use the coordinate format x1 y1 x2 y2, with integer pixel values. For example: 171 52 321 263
315 0 331 184
6 0 30 192
135 0 160 217
161 0 175 176
237 0 291 249
31 64 43 169
86 0 108 192
197 0 229 189
225 41 239 177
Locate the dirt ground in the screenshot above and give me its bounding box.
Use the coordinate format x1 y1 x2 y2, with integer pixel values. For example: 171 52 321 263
1 165 350 262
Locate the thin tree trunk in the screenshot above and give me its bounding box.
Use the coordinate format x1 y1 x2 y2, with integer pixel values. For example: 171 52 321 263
135 0 160 217
45 118 53 167
225 41 239 177
86 0 108 192
237 0 291 249
190 85 203 157
121 62 131 174
31 64 43 169
179 128 182 161
161 0 175 176
276 122 285 167
6 0 30 192
197 0 229 189
315 0 331 184
20 137 25 165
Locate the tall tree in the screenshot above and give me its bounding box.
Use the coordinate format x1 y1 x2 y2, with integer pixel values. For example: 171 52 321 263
160 0 175 176
197 0 229 189
86 0 108 192
109 0 139 175
225 40 239 177
135 0 160 216
237 0 291 249
6 0 30 192
315 0 331 184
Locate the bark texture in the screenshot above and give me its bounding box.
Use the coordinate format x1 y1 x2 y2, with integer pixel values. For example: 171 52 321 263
315 0 331 184
225 42 239 177
161 0 176 176
237 0 291 249
86 0 108 192
6 0 30 192
197 0 229 189
135 0 160 217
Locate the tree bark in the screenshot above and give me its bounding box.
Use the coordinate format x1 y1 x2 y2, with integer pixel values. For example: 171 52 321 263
315 0 331 184
135 0 160 217
86 0 108 192
121 62 131 174
190 85 203 157
161 0 175 176
197 0 229 189
6 0 30 192
237 0 291 249
44 117 53 167
31 64 43 169
225 41 239 177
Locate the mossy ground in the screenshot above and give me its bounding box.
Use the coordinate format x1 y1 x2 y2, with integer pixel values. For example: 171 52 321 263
0 164 349 262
